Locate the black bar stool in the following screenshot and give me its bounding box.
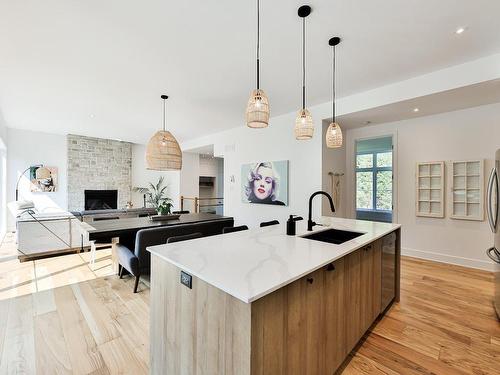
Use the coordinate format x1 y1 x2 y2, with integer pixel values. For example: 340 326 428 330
260 220 279 227
223 225 249 234
167 232 202 244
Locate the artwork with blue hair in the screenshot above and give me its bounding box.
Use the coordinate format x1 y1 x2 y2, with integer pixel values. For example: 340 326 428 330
241 160 288 206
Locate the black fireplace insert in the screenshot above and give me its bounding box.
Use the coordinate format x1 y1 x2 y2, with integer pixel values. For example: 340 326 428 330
84 190 118 210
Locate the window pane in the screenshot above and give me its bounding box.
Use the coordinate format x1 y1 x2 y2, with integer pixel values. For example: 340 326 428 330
356 172 373 209
356 154 373 169
376 152 392 167
376 171 392 210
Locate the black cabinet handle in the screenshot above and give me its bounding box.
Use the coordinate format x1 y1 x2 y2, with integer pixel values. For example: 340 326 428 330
364 245 372 251
326 263 335 271
307 278 314 284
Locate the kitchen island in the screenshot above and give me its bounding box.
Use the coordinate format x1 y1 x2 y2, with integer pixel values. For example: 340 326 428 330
147 217 401 375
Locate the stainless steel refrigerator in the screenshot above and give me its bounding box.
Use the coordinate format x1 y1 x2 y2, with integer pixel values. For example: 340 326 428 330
486 149 500 319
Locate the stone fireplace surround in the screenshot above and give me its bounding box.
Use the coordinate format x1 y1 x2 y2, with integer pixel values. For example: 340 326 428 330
67 134 132 212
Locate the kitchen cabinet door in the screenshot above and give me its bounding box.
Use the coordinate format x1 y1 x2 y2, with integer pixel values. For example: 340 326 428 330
381 232 397 311
343 248 362 352
252 267 326 375
304 268 325 375
360 241 382 332
373 240 382 318
285 268 326 375
323 258 346 374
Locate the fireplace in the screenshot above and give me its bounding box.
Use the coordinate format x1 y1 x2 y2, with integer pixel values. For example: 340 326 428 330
84 190 118 211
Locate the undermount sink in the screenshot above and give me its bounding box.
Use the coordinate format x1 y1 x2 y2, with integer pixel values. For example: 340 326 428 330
301 228 365 245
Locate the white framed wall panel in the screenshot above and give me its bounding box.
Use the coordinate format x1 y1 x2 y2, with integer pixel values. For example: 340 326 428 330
449 159 484 221
416 161 445 218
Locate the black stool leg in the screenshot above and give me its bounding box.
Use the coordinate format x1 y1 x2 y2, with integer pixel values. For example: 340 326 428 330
133 275 140 293
119 265 124 279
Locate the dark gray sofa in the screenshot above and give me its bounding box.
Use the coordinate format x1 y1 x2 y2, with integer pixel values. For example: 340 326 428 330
116 218 234 292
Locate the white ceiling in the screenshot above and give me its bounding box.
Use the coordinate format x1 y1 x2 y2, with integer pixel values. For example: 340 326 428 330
337 79 500 129
186 144 214 156
1 0 500 144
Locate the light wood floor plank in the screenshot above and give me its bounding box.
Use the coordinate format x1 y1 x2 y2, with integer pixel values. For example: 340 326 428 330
0 297 11 366
0 294 36 375
87 277 149 365
340 353 400 375
33 288 57 316
71 282 120 346
98 337 148 375
54 285 109 375
34 311 73 374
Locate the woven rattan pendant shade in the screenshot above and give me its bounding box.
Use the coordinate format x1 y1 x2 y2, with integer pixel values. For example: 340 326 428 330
325 122 343 148
246 89 270 128
294 109 314 139
146 130 182 170
146 95 182 171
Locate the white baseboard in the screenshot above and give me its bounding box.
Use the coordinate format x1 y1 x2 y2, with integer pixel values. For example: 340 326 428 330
402 247 497 272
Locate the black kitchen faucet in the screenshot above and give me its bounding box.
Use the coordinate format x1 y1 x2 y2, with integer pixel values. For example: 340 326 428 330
308 191 335 231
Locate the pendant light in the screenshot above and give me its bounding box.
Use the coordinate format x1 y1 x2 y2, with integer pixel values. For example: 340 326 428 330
146 95 182 170
246 0 270 128
295 5 314 140
326 37 343 148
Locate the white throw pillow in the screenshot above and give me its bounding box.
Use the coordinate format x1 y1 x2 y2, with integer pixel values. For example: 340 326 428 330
16 200 35 210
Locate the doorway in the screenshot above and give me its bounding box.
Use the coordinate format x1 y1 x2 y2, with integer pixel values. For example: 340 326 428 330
355 136 393 223
198 155 224 215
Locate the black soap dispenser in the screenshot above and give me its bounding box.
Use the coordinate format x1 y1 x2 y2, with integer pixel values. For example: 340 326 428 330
287 215 303 236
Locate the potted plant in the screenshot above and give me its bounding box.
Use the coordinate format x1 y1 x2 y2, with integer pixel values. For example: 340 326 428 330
157 201 173 216
133 177 173 216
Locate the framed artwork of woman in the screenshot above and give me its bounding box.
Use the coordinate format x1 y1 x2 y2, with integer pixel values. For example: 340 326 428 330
241 160 289 206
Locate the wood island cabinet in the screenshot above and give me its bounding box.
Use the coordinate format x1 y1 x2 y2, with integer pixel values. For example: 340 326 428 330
150 230 400 375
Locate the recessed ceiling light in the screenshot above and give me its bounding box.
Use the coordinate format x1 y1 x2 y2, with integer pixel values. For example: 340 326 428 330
455 27 466 34
89 114 95 119
413 108 420 113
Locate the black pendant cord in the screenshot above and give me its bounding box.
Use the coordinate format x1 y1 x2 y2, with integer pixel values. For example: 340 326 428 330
162 96 168 131
256 0 260 90
302 17 306 110
332 46 336 123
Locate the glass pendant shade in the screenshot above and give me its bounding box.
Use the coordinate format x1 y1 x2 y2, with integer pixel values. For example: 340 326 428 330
294 109 314 140
246 89 270 128
146 95 182 171
325 122 343 148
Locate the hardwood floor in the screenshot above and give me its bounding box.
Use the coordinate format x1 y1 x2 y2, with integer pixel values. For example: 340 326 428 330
0 233 498 374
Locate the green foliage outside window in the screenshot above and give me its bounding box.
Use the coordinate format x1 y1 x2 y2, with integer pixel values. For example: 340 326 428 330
356 152 392 211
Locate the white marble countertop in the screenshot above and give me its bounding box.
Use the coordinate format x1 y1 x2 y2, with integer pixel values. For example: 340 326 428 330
147 217 401 304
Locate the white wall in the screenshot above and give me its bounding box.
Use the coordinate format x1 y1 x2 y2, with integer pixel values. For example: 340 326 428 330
131 144 181 210
182 110 324 227
179 152 200 212
345 102 500 270
0 109 8 237
321 121 347 218
6 128 68 230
